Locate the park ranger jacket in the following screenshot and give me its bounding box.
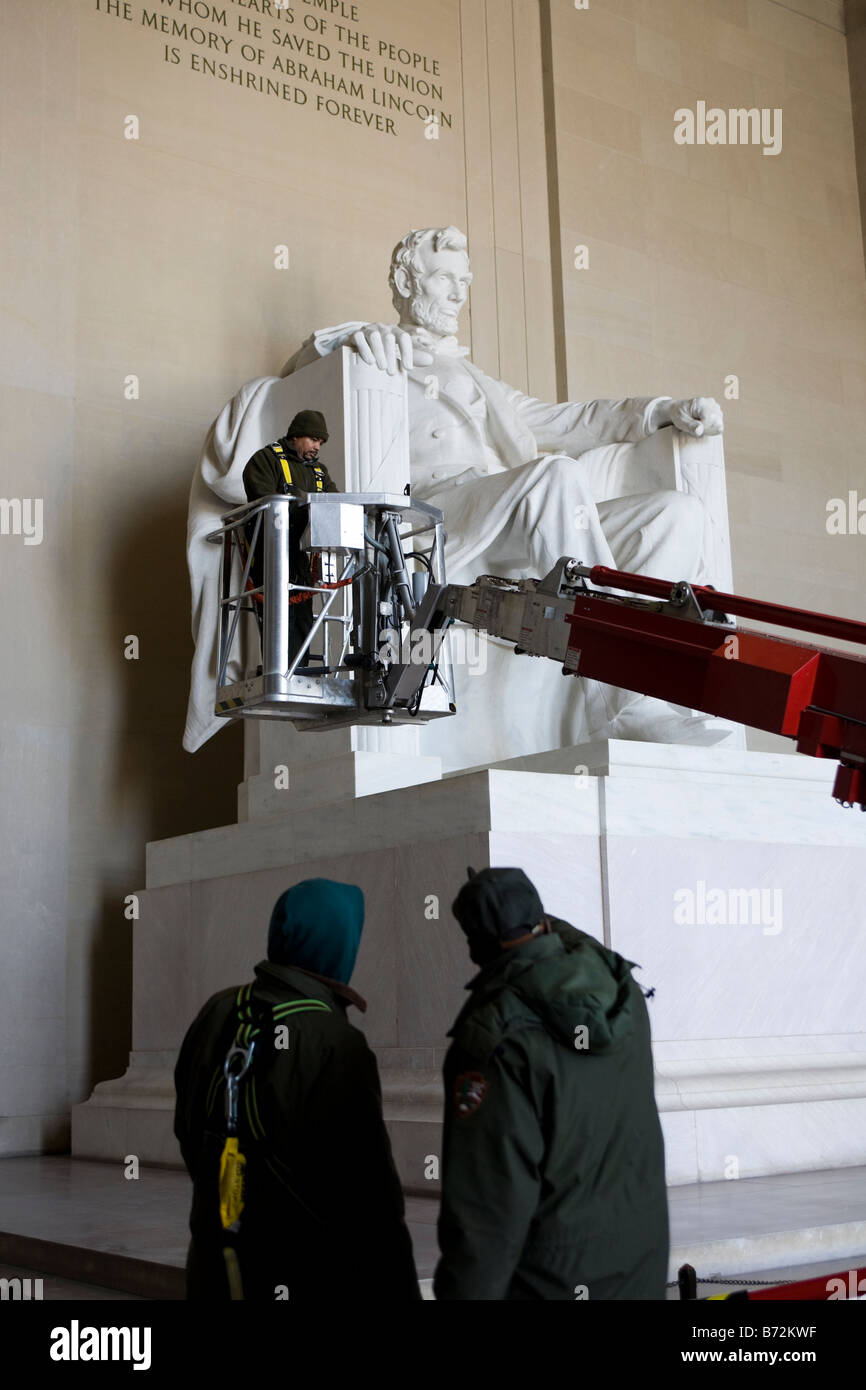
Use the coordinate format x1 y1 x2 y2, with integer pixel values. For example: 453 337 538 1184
434 917 669 1300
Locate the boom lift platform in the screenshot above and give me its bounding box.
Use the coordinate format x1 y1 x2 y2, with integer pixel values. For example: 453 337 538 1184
207 492 866 809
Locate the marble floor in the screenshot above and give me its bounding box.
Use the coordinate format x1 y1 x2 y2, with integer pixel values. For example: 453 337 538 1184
0 1156 863 1300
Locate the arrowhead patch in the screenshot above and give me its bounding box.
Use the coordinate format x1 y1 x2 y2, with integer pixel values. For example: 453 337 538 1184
454 1070 488 1117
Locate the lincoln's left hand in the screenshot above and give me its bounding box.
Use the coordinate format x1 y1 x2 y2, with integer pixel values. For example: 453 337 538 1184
658 396 724 437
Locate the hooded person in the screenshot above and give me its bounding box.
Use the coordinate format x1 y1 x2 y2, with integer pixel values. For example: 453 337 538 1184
433 867 669 1301
174 878 420 1301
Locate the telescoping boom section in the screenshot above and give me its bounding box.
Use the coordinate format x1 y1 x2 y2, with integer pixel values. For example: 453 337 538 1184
440 558 866 811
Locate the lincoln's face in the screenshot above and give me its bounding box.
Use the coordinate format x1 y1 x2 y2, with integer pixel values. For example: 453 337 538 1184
406 245 472 336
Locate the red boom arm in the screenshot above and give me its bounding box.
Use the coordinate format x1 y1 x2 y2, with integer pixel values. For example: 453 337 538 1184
563 566 866 810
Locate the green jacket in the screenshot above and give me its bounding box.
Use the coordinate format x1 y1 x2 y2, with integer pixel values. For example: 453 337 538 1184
242 438 337 503
241 440 337 637
434 920 668 1300
174 959 420 1301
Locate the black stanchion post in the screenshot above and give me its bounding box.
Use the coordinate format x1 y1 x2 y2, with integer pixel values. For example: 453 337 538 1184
678 1263 697 1301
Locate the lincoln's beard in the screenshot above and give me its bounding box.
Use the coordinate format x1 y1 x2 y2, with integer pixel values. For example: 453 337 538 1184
405 291 461 337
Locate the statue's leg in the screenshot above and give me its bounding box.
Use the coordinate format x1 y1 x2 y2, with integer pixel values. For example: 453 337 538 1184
595 488 707 584
421 454 618 584
440 461 717 735
415 461 732 760
595 489 740 744
485 468 730 744
415 458 652 757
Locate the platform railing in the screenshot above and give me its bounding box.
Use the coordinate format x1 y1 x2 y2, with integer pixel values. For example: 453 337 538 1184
206 492 455 729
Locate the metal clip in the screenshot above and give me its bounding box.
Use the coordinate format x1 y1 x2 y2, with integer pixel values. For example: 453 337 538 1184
223 1040 256 1135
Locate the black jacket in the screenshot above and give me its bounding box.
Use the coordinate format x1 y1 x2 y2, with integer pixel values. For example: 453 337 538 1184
174 959 420 1301
434 919 669 1300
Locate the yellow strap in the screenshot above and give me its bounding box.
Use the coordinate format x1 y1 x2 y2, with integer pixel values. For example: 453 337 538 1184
219 1136 246 1229
274 440 323 490
271 440 293 487
222 1246 244 1301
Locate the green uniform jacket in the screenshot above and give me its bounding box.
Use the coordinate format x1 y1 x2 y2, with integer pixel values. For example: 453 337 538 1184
434 919 668 1300
174 959 420 1302
242 438 337 503
241 440 338 651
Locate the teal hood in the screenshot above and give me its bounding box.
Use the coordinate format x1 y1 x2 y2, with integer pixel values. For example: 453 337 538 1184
267 878 364 985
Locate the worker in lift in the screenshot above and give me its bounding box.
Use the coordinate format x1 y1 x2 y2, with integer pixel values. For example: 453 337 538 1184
173 878 421 1302
242 410 338 665
434 866 669 1300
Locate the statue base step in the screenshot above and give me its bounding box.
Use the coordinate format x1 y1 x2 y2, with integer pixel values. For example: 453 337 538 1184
239 750 442 821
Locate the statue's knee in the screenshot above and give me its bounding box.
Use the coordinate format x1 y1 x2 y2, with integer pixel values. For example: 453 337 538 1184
543 454 594 504
544 455 570 480
664 490 705 529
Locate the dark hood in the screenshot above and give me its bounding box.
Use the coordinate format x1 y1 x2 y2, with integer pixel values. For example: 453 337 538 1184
452 867 545 965
464 919 642 1054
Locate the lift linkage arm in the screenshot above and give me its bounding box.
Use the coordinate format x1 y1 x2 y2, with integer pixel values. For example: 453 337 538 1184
424 558 866 810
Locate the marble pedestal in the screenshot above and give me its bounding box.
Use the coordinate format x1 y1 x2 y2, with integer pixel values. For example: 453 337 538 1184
73 740 866 1193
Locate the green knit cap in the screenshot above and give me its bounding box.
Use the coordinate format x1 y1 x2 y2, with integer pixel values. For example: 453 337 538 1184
287 409 328 442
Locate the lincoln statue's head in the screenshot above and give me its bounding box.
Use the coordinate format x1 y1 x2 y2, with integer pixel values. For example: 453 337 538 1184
388 226 473 339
